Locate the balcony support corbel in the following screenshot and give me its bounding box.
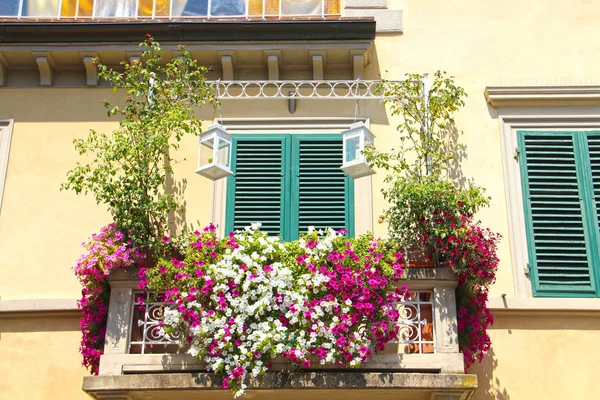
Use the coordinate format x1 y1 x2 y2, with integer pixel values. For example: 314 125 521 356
265 50 281 81
351 49 369 80
80 52 98 87
218 51 236 81
126 51 142 65
32 52 55 86
309 51 326 81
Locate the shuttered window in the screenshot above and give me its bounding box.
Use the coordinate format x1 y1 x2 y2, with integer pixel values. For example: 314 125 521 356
225 134 354 241
518 130 600 297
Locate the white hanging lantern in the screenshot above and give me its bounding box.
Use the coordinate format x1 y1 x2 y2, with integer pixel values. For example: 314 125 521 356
195 123 233 180
341 122 376 179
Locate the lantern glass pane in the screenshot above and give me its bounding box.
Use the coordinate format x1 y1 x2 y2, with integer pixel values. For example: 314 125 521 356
218 141 230 168
200 138 216 165
346 136 361 163
365 135 373 147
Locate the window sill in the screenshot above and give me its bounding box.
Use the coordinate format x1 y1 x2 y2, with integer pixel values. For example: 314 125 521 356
488 296 600 316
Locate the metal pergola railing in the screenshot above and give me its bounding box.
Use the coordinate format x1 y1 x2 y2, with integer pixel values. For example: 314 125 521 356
209 79 422 100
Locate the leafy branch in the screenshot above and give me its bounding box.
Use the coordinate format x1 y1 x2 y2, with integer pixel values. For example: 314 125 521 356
62 36 215 255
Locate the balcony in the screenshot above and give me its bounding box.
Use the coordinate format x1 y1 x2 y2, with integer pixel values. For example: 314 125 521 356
0 0 341 20
82 267 477 400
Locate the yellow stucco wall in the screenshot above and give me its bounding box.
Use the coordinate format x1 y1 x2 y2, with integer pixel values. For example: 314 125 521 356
1 0 600 399
0 89 215 299
470 314 600 399
0 315 89 400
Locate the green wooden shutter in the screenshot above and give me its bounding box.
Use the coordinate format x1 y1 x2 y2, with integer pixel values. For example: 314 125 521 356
586 133 600 240
584 132 600 292
225 136 288 237
226 134 354 241
519 131 598 296
291 135 354 238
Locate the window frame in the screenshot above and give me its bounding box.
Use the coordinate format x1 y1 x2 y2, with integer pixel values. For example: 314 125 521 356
489 94 600 298
224 132 355 241
517 130 600 297
209 117 373 240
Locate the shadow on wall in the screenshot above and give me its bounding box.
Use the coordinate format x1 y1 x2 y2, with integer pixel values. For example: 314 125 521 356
468 347 510 400
444 123 469 189
163 148 190 237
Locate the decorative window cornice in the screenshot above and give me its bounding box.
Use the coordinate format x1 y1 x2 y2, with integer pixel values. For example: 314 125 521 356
485 85 600 108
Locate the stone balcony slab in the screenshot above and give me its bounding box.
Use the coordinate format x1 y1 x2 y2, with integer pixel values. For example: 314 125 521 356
83 372 477 400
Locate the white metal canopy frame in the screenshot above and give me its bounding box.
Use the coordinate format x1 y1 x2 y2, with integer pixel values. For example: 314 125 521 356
208 79 427 100
198 75 430 180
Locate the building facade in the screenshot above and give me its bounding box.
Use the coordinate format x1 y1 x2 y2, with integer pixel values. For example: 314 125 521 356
1 0 599 399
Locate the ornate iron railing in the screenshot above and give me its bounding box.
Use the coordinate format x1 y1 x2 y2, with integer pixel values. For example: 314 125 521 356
210 80 400 100
130 290 436 355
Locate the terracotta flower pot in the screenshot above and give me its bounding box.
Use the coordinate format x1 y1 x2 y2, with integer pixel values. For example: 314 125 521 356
405 245 435 268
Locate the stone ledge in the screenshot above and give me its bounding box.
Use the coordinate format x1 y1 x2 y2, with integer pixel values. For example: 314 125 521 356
0 298 80 318
489 296 600 317
484 85 600 108
83 372 477 400
100 353 465 375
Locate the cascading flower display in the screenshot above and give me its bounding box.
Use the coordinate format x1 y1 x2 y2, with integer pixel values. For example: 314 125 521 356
416 207 500 369
73 224 145 374
143 223 409 396
75 219 497 392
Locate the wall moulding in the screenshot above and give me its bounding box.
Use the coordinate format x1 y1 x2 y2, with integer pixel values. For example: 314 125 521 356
489 296 600 317
0 298 80 318
485 85 600 108
0 44 373 87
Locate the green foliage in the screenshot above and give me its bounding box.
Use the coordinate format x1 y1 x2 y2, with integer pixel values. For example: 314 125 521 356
364 71 499 368
61 37 214 254
366 71 466 179
381 174 489 248
364 71 487 248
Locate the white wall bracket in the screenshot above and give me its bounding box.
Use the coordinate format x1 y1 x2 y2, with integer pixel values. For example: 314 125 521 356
32 52 55 86
351 50 367 81
80 52 98 87
265 50 281 81
218 51 236 81
309 51 327 81
126 51 142 65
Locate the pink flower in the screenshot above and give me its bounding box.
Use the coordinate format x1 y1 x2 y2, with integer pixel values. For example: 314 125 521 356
222 377 231 389
162 236 170 243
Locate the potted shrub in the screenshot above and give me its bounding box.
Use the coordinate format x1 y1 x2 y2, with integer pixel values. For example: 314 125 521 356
365 72 501 369
365 72 488 266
